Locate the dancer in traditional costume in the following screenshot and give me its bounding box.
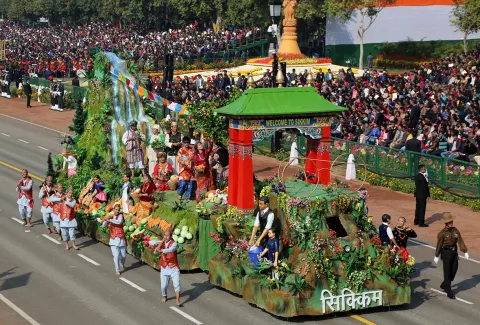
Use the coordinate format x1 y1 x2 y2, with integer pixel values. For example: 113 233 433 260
122 120 146 177
133 175 156 225
62 150 77 178
60 187 79 250
48 183 66 240
16 169 34 227
147 124 165 176
177 137 195 200
39 175 54 233
99 204 126 275
90 175 107 203
193 141 212 201
153 152 173 191
121 174 132 215
155 228 181 305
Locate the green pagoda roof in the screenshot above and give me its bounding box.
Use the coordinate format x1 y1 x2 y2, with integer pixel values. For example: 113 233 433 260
216 87 346 118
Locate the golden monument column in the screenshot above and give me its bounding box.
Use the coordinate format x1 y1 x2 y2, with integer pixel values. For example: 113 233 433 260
277 0 302 55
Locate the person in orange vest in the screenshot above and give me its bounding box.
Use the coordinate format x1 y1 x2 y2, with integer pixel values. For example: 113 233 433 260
155 228 181 305
47 183 66 241
98 204 126 275
59 187 79 250
16 169 34 227
39 175 55 233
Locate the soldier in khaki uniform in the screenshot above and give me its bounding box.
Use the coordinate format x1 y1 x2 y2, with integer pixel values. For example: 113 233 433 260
434 212 469 299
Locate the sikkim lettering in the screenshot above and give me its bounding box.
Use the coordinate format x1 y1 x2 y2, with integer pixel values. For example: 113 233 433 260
320 289 383 313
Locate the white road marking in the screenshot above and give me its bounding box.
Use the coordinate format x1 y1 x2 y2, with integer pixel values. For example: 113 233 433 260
1 132 10 137
0 113 69 135
18 139 29 144
119 277 146 292
410 239 480 264
25 230 31 233
41 234 61 245
77 254 100 266
430 288 474 305
170 306 203 325
0 293 41 325
37 146 48 151
11 217 24 225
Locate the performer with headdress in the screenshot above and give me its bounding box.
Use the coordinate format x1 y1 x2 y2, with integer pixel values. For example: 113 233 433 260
122 120 146 177
39 175 55 233
62 150 77 178
16 169 34 227
147 124 165 176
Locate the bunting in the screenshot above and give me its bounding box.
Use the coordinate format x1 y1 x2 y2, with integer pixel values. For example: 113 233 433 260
108 66 187 116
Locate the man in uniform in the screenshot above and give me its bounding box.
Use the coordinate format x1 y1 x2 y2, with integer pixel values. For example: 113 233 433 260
249 196 275 248
24 78 32 108
434 212 469 299
57 80 65 111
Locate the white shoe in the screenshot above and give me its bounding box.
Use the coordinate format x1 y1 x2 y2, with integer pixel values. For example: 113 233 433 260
1 92 6 97
6 95 11 99
57 108 64 112
54 105 58 110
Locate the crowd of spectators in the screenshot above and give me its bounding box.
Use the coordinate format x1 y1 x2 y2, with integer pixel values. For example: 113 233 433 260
322 51 480 164
0 20 261 77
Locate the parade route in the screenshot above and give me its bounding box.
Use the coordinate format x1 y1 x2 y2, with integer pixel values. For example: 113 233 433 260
1 100 480 324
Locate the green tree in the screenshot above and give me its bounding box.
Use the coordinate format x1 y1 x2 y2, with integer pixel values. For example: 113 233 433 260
451 0 480 54
46 152 56 181
323 0 396 70
70 105 87 135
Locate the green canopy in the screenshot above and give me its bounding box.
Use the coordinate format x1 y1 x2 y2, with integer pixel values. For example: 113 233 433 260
216 87 346 118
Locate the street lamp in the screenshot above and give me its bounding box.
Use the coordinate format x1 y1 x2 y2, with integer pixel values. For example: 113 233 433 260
268 0 282 54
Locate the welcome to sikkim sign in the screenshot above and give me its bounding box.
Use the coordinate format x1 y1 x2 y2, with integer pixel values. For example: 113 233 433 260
321 289 383 313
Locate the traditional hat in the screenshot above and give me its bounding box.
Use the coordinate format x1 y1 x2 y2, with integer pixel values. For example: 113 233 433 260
441 212 456 224
129 120 138 127
153 124 160 130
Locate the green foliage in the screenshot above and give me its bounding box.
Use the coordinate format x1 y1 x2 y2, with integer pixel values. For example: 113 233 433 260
69 105 87 135
451 0 480 53
91 151 104 170
285 274 307 296
186 88 242 145
46 152 56 182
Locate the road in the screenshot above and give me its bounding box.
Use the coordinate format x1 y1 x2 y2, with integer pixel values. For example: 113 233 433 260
0 114 480 325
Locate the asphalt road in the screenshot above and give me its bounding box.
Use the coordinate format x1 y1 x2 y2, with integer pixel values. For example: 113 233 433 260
1 113 480 325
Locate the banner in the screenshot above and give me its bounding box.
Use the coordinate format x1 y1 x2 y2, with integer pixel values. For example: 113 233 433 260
109 66 187 116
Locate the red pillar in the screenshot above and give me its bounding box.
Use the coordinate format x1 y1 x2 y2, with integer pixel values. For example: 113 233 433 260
305 138 320 184
227 128 238 207
236 129 254 213
318 126 332 185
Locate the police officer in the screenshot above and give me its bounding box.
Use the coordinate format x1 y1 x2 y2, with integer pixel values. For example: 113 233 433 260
434 212 469 299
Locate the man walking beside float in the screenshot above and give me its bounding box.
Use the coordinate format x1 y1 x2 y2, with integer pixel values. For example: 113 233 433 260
16 169 34 227
155 228 181 306
48 183 66 240
60 187 79 250
39 175 55 233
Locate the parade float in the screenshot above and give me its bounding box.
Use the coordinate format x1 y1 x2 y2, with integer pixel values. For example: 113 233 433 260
49 48 412 317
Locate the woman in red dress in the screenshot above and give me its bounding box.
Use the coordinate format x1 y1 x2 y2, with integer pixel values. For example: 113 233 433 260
193 141 212 201
153 152 173 191
134 175 156 225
